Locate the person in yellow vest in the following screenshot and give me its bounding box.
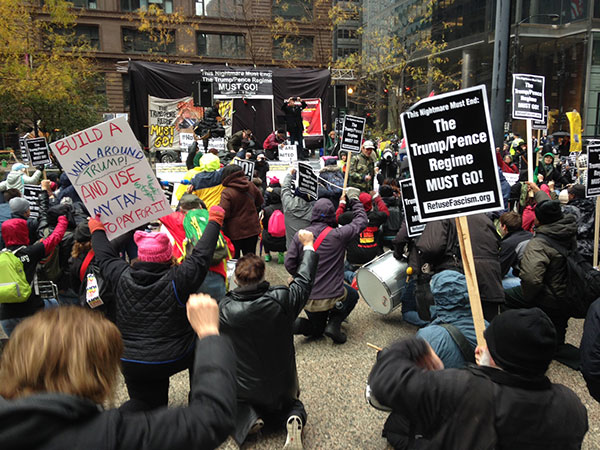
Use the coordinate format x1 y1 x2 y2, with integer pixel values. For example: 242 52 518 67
175 153 225 208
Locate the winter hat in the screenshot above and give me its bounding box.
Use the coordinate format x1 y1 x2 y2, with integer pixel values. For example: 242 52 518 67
179 194 201 211
268 176 280 186
324 158 337 166
382 149 393 161
221 164 243 182
198 153 220 172
379 184 394 197
535 200 563 225
73 222 91 243
9 197 30 216
558 189 569 204
12 163 28 172
568 184 586 199
359 192 373 212
1 218 30 246
133 230 173 263
484 308 556 376
310 198 337 227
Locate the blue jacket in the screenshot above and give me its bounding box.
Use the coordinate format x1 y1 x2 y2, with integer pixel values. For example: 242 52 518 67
417 270 486 369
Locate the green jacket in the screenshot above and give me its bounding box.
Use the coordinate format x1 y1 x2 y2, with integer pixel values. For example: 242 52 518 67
347 152 375 192
519 192 578 309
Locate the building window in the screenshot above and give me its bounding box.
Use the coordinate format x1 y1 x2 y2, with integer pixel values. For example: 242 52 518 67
121 0 173 13
71 0 98 9
197 33 246 58
272 0 312 20
196 0 244 17
336 47 356 59
336 29 357 39
74 25 101 49
273 36 313 61
122 28 176 54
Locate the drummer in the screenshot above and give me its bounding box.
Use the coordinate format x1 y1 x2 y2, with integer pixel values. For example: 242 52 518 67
285 192 367 344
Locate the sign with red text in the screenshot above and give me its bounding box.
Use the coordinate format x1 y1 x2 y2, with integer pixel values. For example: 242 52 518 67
50 117 169 240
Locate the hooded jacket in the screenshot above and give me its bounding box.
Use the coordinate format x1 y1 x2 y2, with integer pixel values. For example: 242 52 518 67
219 250 317 410
177 156 224 207
562 196 595 263
285 198 367 300
91 219 220 363
317 163 344 207
219 170 263 241
281 174 313 248
0 335 237 450
0 169 42 194
416 271 484 369
581 298 600 402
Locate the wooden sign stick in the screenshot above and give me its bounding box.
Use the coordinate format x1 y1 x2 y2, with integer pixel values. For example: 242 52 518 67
527 119 534 183
455 216 486 346
594 196 600 269
342 152 352 191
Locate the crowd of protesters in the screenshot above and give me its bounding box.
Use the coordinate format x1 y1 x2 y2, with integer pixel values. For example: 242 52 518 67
0 125 598 450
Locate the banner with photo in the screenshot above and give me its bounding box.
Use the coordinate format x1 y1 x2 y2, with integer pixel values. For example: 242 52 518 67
148 96 203 153
301 98 323 137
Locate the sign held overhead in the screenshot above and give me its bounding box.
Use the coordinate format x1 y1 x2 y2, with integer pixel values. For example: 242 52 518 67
401 85 504 222
399 179 426 238
340 115 366 153
512 73 545 121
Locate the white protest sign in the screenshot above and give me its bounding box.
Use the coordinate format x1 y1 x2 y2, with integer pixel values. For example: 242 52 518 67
156 162 188 183
50 117 170 240
207 137 226 152
179 133 195 149
503 172 520 186
279 144 298 164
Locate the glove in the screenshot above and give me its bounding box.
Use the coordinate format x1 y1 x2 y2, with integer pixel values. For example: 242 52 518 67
346 187 360 202
208 205 225 226
88 214 105 234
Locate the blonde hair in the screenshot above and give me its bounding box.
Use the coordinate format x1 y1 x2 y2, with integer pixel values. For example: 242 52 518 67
71 241 92 259
0 307 123 404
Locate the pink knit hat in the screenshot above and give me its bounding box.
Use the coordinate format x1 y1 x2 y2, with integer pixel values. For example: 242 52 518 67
134 231 173 263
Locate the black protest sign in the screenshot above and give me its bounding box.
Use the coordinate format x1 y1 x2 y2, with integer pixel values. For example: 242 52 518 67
26 137 52 166
296 162 319 199
400 85 503 222
340 115 366 153
23 185 42 219
399 179 426 238
512 74 545 121
18 138 28 162
587 144 600 197
233 158 255 180
532 106 549 131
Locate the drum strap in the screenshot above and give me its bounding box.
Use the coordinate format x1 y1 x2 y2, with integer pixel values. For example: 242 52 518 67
439 323 476 364
314 227 333 251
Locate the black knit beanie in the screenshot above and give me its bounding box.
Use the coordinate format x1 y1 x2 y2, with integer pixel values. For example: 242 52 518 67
484 308 557 376
535 200 563 225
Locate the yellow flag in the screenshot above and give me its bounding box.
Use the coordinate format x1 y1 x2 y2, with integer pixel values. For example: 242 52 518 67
566 111 582 152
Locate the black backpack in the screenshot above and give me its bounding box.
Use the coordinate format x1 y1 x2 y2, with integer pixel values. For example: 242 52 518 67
536 234 600 318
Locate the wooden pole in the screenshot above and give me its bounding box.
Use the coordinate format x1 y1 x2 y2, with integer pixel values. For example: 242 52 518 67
455 216 486 347
594 196 600 268
527 119 534 183
342 152 352 191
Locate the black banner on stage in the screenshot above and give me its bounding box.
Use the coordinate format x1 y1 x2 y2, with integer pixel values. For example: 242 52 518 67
340 115 366 153
400 85 503 222
26 137 52 166
587 144 600 197
201 69 273 98
296 162 318 199
399 178 426 238
23 185 42 219
512 73 545 121
233 158 255 180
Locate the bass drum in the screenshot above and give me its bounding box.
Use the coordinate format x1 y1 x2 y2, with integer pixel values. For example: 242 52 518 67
356 251 408 314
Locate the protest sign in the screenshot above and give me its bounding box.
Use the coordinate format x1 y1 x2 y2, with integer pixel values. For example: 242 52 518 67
279 144 298 164
148 96 202 154
296 162 319 199
503 172 520 186
589 144 600 267
207 137 226 153
179 133 195 150
18 138 28 163
301 99 323 136
23 185 42 219
567 111 583 153
201 69 273 98
512 74 545 121
155 163 188 183
26 137 52 166
340 115 366 153
399 179 426 238
532 106 549 131
233 158 255 180
50 117 169 240
401 85 503 222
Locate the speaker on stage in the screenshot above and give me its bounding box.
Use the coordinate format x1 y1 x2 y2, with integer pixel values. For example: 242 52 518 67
193 81 213 107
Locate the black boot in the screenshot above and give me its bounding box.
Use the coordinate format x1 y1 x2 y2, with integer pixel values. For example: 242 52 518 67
324 316 347 344
293 317 312 336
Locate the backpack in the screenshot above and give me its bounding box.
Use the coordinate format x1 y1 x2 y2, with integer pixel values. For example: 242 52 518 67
183 209 229 265
267 209 286 238
383 204 402 235
536 234 600 318
38 229 72 283
0 247 32 304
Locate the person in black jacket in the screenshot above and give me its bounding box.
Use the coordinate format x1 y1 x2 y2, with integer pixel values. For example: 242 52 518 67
498 211 532 287
89 206 225 412
261 187 286 263
367 308 588 449
0 295 237 450
581 298 600 403
220 230 318 448
282 97 307 160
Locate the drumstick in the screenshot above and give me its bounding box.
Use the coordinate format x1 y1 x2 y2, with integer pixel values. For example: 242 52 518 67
367 343 382 352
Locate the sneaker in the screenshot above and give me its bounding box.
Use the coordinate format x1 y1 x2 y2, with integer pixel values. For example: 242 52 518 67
277 252 285 264
249 417 264 435
283 415 303 450
265 254 272 262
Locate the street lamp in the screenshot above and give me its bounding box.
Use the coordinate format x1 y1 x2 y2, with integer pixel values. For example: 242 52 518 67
512 13 560 75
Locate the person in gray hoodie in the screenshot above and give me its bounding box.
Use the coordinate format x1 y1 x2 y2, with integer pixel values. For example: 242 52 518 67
0 163 43 194
285 195 367 343
281 170 314 249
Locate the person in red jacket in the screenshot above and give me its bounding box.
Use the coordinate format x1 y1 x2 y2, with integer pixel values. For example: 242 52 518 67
0 215 67 336
263 129 286 160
